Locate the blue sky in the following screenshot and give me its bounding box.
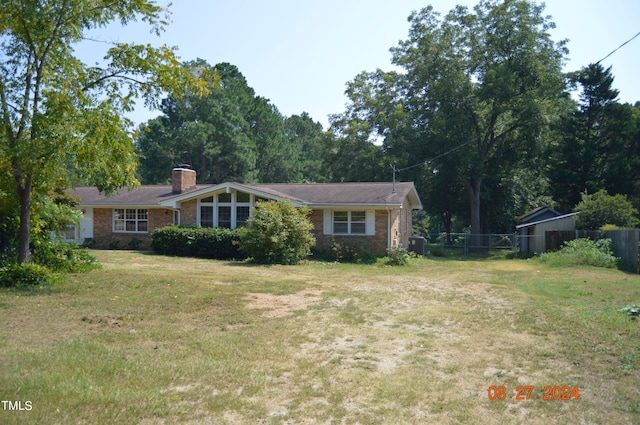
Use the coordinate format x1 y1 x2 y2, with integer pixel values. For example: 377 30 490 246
77 0 640 129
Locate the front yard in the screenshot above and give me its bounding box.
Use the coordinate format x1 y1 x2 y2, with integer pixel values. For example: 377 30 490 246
1 251 639 424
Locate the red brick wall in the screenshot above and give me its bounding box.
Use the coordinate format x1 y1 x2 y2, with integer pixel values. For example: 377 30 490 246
92 201 414 254
92 208 172 249
180 199 197 226
172 168 196 193
310 209 391 256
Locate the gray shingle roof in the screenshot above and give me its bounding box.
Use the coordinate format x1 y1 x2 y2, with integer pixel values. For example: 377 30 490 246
70 185 208 206
243 182 417 206
71 181 422 209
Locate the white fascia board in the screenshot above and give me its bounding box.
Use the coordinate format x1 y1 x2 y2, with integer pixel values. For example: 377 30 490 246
408 186 423 210
77 203 166 209
159 182 303 208
308 203 403 209
515 212 580 230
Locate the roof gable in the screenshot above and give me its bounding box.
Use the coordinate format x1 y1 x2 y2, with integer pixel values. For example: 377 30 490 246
516 206 562 224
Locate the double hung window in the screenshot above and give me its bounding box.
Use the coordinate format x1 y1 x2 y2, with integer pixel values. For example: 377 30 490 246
333 211 366 235
113 209 148 233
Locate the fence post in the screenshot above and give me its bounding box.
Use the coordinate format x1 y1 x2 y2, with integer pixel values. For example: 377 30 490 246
465 233 469 257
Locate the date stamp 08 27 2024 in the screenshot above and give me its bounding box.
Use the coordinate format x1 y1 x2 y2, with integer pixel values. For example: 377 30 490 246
487 385 580 401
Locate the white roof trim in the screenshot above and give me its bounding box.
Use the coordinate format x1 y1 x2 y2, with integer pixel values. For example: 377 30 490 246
515 212 580 229
159 182 299 209
159 181 423 210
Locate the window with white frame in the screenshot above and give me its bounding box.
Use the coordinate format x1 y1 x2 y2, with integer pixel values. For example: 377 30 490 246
333 211 366 235
218 192 232 228
113 209 148 233
199 191 253 229
62 225 77 241
236 192 251 226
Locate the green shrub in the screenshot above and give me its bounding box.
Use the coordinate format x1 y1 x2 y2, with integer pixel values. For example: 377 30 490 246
0 263 59 287
31 239 100 273
239 200 315 265
151 225 244 260
537 238 619 268
127 237 144 250
575 190 639 229
385 246 411 266
326 240 372 263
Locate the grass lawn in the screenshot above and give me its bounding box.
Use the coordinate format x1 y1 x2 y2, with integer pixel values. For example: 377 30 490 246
1 250 639 424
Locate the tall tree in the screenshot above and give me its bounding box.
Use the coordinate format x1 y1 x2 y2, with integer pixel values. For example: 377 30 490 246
550 64 640 212
0 0 200 263
137 61 323 184
283 113 327 183
392 0 566 242
550 63 620 211
331 0 566 241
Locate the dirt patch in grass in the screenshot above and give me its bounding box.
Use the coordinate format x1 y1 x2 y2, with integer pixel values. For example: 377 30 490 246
245 289 322 318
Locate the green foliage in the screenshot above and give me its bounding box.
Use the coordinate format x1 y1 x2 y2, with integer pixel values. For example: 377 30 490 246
151 226 244 260
136 61 327 185
127 238 144 250
550 64 640 212
411 210 430 236
31 239 100 273
385 247 411 266
325 240 374 263
0 0 202 263
239 200 315 265
575 190 639 230
0 210 18 265
537 238 619 268
32 195 82 236
332 0 566 236
600 224 622 235
0 263 59 287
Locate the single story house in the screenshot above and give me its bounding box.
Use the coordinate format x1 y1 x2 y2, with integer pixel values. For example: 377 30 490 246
69 168 423 255
516 207 580 254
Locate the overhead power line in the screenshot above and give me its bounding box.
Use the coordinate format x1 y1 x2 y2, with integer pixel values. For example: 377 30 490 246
390 31 640 181
596 30 640 64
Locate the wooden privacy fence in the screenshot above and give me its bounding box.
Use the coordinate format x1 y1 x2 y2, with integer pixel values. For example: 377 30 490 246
546 229 639 273
545 230 600 252
607 229 640 273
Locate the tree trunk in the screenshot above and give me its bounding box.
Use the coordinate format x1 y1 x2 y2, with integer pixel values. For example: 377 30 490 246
16 173 33 264
467 176 482 249
441 210 453 245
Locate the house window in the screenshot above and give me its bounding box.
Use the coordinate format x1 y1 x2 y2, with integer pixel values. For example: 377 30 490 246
217 192 232 228
199 191 252 229
113 209 148 233
200 207 213 227
237 206 250 226
333 211 366 235
218 206 231 228
62 225 77 241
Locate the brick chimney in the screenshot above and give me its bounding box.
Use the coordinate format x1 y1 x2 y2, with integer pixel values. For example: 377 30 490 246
172 167 197 193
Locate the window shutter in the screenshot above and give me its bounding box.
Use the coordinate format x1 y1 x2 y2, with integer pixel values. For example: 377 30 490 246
366 210 375 235
323 210 332 235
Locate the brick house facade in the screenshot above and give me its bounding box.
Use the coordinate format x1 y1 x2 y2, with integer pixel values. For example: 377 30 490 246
71 168 422 255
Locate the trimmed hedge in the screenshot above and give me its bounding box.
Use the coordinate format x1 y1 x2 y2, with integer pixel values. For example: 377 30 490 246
150 225 245 260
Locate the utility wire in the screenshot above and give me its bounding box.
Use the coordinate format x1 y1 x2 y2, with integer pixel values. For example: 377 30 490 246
596 30 640 64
